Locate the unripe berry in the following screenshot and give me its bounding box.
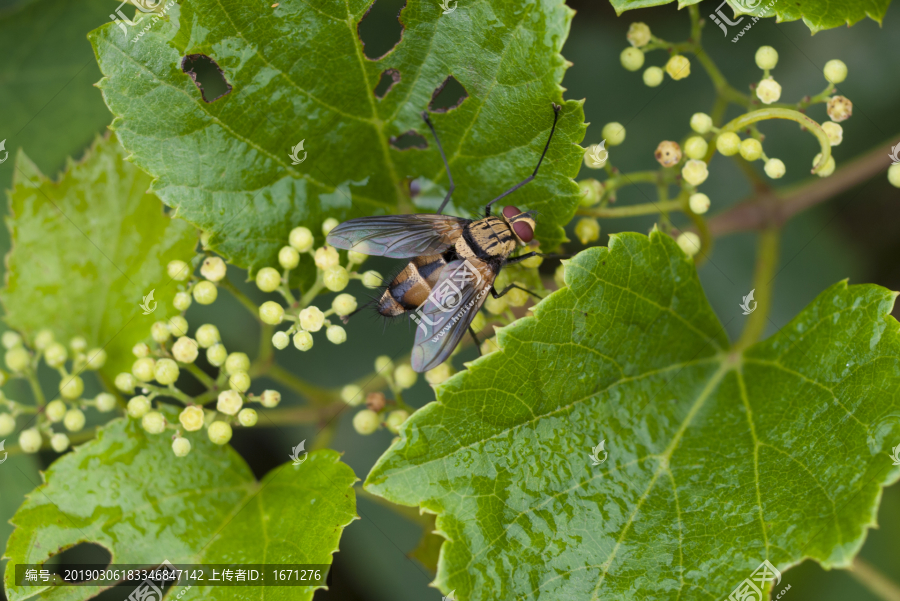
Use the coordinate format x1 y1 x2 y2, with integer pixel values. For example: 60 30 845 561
681 160 709 186
827 95 853 122
127 395 151 418
689 193 710 215
200 256 227 282
259 301 285 325
19 428 42 453
200 230 212 249
192 281 218 304
601 122 626 146
179 406 205 431
60 375 84 400
314 246 340 270
341 384 364 405
583 144 608 169
654 141 682 167
133 342 150 358
822 121 843 146
627 22 651 47
739 138 763 161
5 347 29 372
260 389 281 408
272 331 290 349
684 136 708 160
141 411 166 434
332 294 358 317
172 436 192 457
50 432 70 453
471 311 486 333
207 343 227 367
169 316 189 337
151 321 171 343
716 132 741 156
326 325 347 344
323 266 350 291
229 371 251 392
45 342 68 368
425 363 454 386
217 389 243 415
154 358 180 385
294 330 315 352
278 245 300 269
35 329 54 350
642 66 664 87
95 392 117 413
578 179 602 206
823 59 848 84
86 348 107 370
888 163 900 188
238 408 258 427
208 421 233 445
676 232 701 257
173 291 192 311
289 226 314 252
255 267 282 292
505 287 529 307
132 357 156 382
665 55 690 80
362 270 383 289
1 332 22 349
298 306 325 332
321 218 339 236
46 399 67 423
620 47 644 72
64 408 86 432
813 153 836 177
575 218 600 245
756 77 782 104
115 372 137 392
195 325 219 349
353 409 381 435
385 409 409 434
755 46 778 70
225 352 250 375
521 253 543 268
0 413 16 436
348 250 368 265
394 364 418 390
690 113 713 134
69 337 87 353
167 259 191 281
765 158 786 179
374 355 394 374
484 294 507 315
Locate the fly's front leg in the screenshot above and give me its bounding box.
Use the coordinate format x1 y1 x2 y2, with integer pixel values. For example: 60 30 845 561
491 283 543 301
505 251 573 265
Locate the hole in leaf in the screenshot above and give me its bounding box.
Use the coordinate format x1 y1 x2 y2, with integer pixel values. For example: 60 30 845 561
357 0 406 60
181 54 232 103
43 542 112 582
374 68 401 99
428 75 467 113
390 131 427 151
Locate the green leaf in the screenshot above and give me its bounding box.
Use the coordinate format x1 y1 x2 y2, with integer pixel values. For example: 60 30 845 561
365 230 900 600
1 134 197 382
88 0 586 283
2 413 358 601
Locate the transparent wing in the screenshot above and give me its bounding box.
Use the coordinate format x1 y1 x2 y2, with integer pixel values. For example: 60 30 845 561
410 259 495 373
326 214 466 259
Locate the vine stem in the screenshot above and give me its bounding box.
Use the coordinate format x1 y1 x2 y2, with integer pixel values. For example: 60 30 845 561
218 278 261 320
578 199 682 218
850 558 900 601
261 363 337 406
735 227 780 350
185 363 216 390
24 369 46 408
720 108 832 174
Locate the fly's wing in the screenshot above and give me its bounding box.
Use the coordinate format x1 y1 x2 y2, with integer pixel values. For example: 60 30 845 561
326 214 466 259
410 258 495 373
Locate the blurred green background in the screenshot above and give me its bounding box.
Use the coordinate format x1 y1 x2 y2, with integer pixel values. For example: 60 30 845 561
0 0 898 600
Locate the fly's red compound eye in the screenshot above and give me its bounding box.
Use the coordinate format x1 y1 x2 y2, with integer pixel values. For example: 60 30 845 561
513 221 534 243
502 205 520 219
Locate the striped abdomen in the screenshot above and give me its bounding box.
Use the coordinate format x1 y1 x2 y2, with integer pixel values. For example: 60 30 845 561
377 254 448 317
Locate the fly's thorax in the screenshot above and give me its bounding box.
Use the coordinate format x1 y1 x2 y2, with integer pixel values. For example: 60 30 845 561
464 216 517 260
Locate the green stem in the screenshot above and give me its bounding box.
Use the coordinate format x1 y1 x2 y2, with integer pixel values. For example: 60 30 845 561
720 108 831 174
262 363 337 406
602 170 660 195
735 227 780 350
219 279 261 320
298 274 325 308
24 369 46 407
578 199 682 218
850 558 900 601
185 363 216 390
143 383 194 405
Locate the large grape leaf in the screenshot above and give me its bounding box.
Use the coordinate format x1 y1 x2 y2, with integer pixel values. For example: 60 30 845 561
88 0 586 282
365 231 900 600
609 0 891 34
0 134 197 382
2 413 357 601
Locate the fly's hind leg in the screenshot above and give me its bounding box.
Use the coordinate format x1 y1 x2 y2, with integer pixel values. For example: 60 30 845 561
468 326 482 355
491 284 543 301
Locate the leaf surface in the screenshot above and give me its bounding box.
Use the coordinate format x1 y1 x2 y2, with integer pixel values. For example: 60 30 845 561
366 231 900 600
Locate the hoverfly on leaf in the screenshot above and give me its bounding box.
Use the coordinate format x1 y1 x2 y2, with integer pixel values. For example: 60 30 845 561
327 103 562 373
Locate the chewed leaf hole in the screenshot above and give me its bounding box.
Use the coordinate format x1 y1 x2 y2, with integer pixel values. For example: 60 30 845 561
181 54 232 103
390 131 427 151
43 542 112 582
374 68 401 99
357 0 406 60
429 75 467 112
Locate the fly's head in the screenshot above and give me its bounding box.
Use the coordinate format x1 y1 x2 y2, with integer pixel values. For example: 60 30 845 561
500 205 536 246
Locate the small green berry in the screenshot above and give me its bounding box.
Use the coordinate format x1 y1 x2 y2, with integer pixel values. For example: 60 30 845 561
5 347 30 372
259 301 285 325
173 291 192 311
332 294 358 317
132 357 156 382
167 259 191 281
813 153 836 177
272 331 290 349
195 324 220 348
385 409 410 434
575 218 601 245
620 47 644 72
179 406 206 431
50 432 70 453
192 281 218 305
225 352 250 375
133 342 150 358
665 55 690 80
141 411 166 434
682 159 709 186
293 330 314 351
238 408 258 427
95 392 117 413
822 121 843 146
278 245 300 269
154 358 180 385
394 365 418 390
115 372 137 392
676 232 701 257
0 413 15 436
217 389 243 415
45 342 68 368
716 132 741 156
256 267 282 292
888 163 900 188
127 395 151 418
425 363 453 385
70 337 87 352
200 256 227 282
46 399 67 423
739 138 763 161
207 344 228 367
314 246 340 270
172 436 192 457
642 66 664 87
627 22 651 47
602 122 626 146
362 270 383 289
1 331 22 349
321 218 339 236
756 77 782 104
578 179 603 206
827 95 853 122
689 193 710 215
823 59 848 84
755 46 778 70
484 294 507 315
374 355 394 374
521 253 542 269
341 384 364 405
208 421 233 445
765 158 786 179
60 375 84 400
260 389 281 408
684 136 708 160
326 325 347 344
654 141 682 167
35 329 54 350
169 316 189 337
348 250 368 264
19 428 42 453
85 348 107 370
289 226 314 252
505 287 529 307
151 321 171 343
323 266 350 292
229 371 251 393
353 409 381 435
298 306 325 332
64 408 86 432
583 144 608 169
690 113 713 134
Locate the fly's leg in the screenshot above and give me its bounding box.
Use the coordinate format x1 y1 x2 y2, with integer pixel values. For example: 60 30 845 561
491 284 543 301
421 111 456 215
